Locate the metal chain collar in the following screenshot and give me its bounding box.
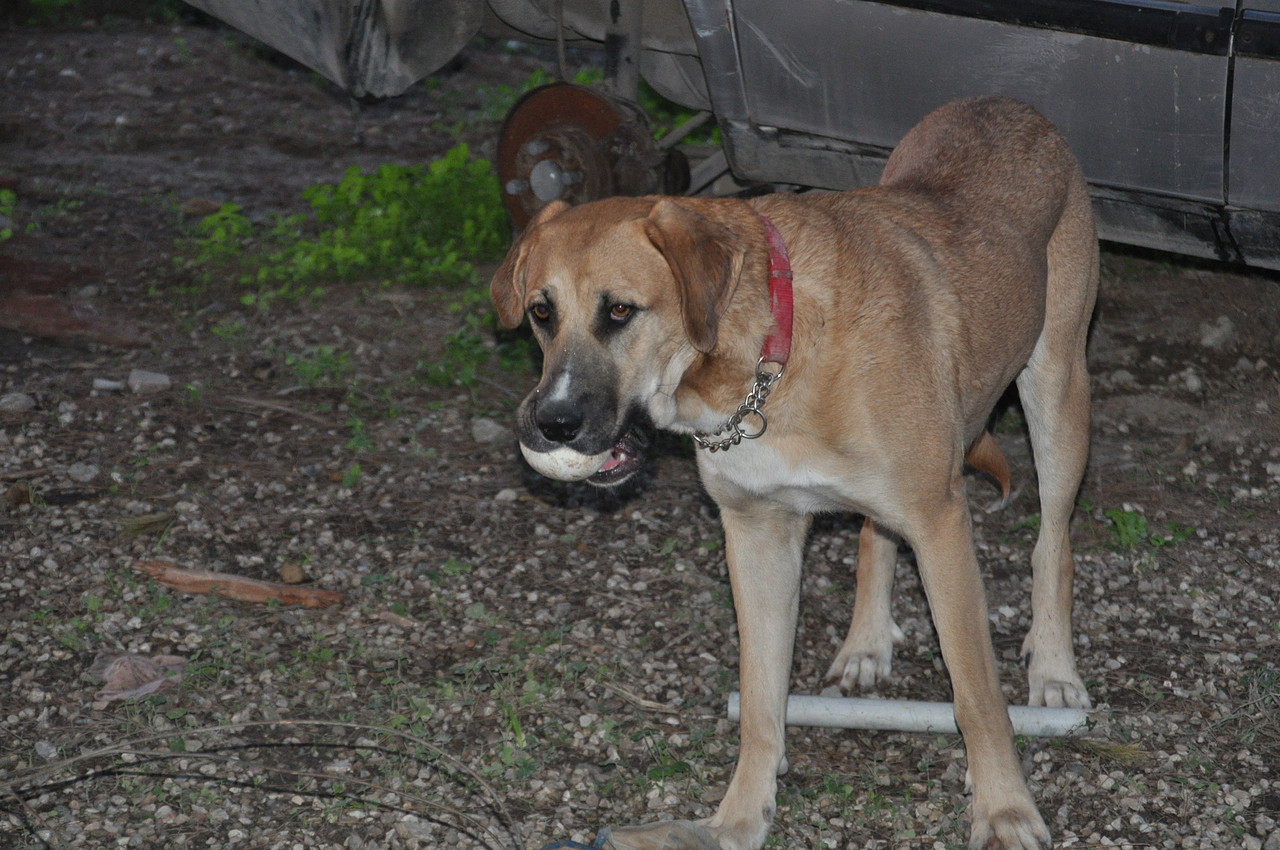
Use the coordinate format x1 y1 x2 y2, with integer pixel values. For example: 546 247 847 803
691 358 785 453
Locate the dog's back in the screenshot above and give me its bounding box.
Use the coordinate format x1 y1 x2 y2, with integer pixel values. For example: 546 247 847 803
798 96 1096 433
880 96 1079 243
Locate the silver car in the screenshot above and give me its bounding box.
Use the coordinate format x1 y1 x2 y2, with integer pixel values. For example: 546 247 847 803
184 0 1280 269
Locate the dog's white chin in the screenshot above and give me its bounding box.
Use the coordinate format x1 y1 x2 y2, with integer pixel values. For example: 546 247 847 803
520 444 611 482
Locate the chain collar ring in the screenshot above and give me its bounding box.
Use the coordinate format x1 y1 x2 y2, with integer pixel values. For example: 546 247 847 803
691 358 785 453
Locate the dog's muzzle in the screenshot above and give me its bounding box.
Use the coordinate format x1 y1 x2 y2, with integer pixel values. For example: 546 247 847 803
519 399 652 487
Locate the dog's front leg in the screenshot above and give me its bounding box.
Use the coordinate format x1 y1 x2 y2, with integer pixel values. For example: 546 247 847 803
606 500 807 850
701 500 809 850
909 500 1050 850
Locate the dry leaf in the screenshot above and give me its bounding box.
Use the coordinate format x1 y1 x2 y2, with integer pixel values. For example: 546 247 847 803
90 652 187 702
5 481 31 507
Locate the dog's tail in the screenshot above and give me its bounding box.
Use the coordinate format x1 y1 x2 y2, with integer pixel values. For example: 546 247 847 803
965 430 1013 510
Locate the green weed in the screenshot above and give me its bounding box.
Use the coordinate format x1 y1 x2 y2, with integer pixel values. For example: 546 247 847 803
340 463 363 488
421 321 489 387
440 558 472 578
639 79 721 145
194 202 252 263
1107 508 1147 548
472 69 556 122
635 728 693 783
345 417 374 451
188 145 507 302
418 312 534 388
1105 508 1195 550
0 188 15 241
286 345 351 387
209 316 247 341
1011 513 1041 535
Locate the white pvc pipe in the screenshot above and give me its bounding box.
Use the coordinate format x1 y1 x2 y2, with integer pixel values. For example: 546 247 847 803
727 693 1090 738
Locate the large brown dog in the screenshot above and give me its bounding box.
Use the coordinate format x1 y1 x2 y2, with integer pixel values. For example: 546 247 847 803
491 96 1098 850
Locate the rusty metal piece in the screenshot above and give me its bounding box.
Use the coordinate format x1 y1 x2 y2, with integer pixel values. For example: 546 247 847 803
497 83 688 229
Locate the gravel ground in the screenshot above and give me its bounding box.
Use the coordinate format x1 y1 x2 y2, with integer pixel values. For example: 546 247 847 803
2 18 1278 850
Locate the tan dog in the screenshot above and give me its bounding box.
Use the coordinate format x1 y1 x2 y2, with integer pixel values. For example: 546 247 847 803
491 96 1098 850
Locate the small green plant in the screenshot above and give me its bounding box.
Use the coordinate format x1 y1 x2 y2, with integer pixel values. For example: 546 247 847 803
638 79 722 145
1011 513 1041 534
1105 507 1195 550
0 188 15 241
421 321 490 387
441 558 472 577
635 728 693 783
210 317 247 341
472 69 556 122
1149 521 1195 548
419 312 534 388
340 463 362 488
188 145 507 300
345 418 374 451
193 202 252 263
286 345 351 387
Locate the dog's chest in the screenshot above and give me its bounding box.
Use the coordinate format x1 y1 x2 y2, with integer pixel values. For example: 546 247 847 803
698 441 880 516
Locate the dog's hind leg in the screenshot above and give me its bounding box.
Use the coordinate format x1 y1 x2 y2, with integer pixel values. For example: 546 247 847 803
1016 346 1092 708
826 431 1010 694
825 518 904 692
1015 180 1098 710
907 496 1050 850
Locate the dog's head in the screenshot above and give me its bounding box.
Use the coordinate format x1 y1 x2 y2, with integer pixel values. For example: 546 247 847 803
491 197 747 486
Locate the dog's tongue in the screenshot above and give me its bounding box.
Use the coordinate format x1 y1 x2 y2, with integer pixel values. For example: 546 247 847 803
588 427 648 486
598 444 630 473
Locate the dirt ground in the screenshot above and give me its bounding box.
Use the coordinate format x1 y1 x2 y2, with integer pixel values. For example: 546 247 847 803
2 17 1278 850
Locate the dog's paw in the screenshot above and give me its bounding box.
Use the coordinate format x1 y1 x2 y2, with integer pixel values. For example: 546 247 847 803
602 816 770 850
1028 676 1091 710
1022 633 1091 709
969 806 1051 850
824 621 905 692
603 820 724 850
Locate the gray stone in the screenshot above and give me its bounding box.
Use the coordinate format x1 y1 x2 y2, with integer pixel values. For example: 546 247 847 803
0 392 35 413
470 416 509 444
1199 315 1236 350
68 462 99 483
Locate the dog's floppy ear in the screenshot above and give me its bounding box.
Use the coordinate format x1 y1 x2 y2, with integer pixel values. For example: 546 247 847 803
490 200 570 328
644 199 745 353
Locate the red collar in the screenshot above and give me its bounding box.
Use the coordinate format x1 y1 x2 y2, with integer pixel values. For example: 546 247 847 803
757 213 794 366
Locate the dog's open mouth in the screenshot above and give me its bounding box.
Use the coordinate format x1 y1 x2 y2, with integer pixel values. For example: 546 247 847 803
587 427 649 486
518 414 653 487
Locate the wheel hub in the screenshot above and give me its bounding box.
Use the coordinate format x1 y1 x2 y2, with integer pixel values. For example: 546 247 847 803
497 82 688 229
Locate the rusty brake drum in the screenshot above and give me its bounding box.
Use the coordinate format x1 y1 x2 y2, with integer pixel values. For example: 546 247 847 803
497 82 689 230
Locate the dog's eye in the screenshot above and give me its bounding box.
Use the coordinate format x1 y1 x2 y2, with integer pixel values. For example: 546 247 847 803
609 304 634 323
530 303 552 323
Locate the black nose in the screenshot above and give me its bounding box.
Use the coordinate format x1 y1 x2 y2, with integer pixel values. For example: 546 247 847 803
535 400 583 444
